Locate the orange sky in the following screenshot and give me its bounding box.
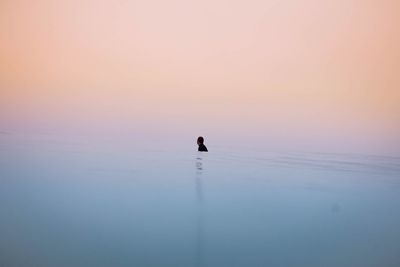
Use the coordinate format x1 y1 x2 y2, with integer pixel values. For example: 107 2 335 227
0 0 399 152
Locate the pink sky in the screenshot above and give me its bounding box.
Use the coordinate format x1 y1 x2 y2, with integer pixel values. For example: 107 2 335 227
0 0 399 153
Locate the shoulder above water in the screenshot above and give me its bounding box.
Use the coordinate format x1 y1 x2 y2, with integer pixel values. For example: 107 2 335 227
198 144 208 152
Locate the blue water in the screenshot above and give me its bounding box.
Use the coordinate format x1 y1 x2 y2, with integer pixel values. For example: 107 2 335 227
1 135 400 267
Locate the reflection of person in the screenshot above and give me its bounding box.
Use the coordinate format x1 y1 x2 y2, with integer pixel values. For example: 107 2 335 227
194 156 204 267
197 136 208 152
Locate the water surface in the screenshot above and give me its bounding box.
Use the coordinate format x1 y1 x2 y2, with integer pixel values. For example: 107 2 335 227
1 136 399 267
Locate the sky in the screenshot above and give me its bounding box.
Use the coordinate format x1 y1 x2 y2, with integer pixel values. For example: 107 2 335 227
0 0 399 153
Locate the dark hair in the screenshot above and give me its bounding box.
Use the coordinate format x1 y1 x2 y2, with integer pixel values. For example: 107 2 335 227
197 136 204 144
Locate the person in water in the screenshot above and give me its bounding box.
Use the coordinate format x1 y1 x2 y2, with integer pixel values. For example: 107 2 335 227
197 136 208 152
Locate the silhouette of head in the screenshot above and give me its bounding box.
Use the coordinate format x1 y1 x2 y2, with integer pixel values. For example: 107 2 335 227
197 136 204 145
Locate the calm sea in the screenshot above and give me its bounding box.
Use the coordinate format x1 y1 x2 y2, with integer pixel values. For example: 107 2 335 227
1 134 399 267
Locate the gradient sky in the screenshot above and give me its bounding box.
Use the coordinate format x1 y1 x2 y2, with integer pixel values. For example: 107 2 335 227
0 0 399 153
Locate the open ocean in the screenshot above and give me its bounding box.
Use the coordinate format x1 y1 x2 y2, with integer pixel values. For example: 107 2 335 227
1 134 400 267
